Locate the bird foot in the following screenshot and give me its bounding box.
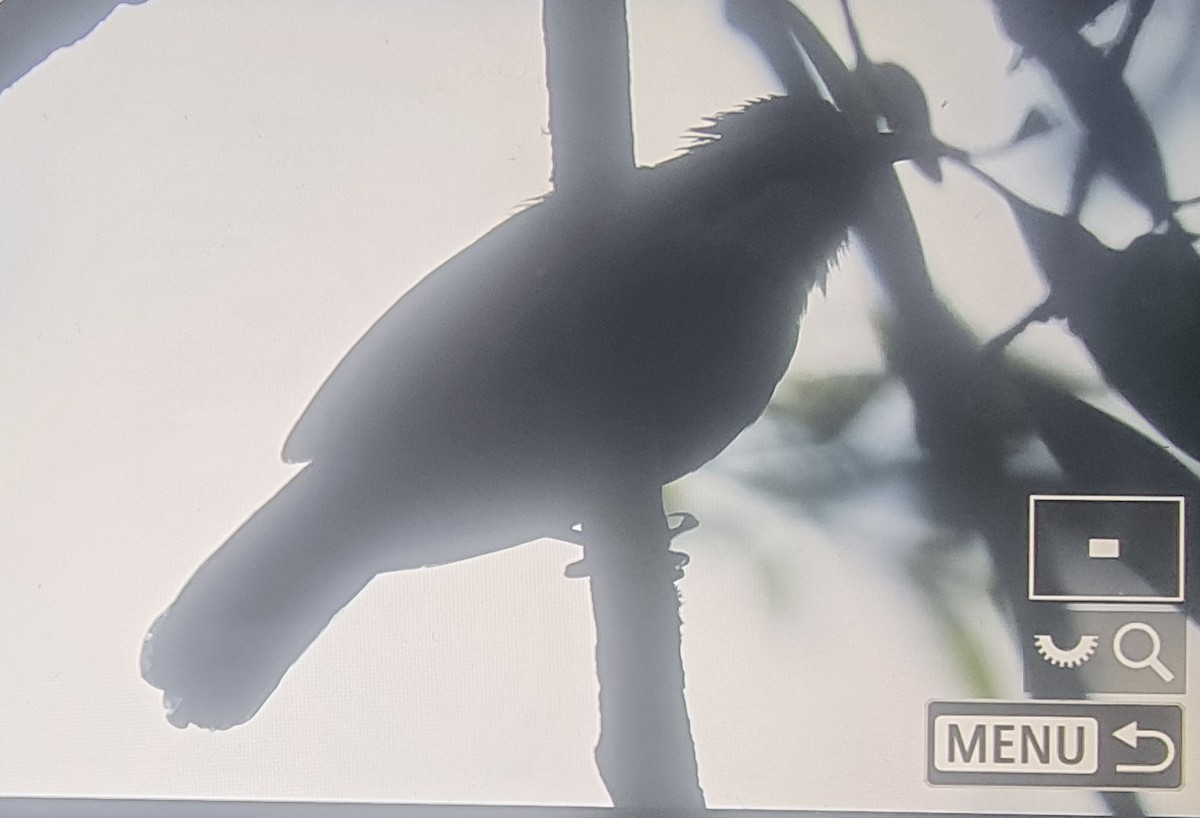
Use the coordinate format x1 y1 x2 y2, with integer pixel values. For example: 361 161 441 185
667 511 699 539
563 547 691 580
562 512 698 579
666 548 691 581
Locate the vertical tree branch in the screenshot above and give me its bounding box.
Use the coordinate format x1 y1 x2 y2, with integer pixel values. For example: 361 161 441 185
586 480 705 810
541 1 704 809
542 0 636 199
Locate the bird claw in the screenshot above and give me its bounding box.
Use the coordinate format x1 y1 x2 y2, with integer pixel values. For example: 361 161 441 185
564 551 690 581
666 549 690 582
667 512 699 539
563 513 697 579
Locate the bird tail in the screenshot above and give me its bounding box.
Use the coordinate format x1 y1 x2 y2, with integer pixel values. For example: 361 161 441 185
140 464 382 730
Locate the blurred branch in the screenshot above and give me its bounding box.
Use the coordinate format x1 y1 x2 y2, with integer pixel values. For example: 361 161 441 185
724 0 821 101
1019 375 1200 615
963 160 1200 465
729 4 1169 813
992 0 1174 226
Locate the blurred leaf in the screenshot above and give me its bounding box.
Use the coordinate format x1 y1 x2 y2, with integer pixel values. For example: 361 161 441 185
992 0 1174 224
1018 374 1200 619
996 0 1123 40
755 552 797 616
722 0 823 101
1009 107 1056 146
1101 0 1154 73
1063 231 1200 461
907 533 1005 698
967 107 1057 160
725 0 871 126
966 167 1200 462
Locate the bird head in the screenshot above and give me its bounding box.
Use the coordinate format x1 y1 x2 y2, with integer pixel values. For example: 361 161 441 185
664 95 897 236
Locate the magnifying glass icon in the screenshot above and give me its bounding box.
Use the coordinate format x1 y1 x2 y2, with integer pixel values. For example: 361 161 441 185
1113 622 1175 683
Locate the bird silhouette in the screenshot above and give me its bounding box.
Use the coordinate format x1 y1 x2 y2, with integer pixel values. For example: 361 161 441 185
140 94 893 730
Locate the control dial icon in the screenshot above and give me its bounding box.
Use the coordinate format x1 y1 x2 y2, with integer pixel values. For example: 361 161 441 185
1033 634 1100 668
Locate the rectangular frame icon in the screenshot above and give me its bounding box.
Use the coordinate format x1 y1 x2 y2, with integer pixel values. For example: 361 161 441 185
1028 495 1186 603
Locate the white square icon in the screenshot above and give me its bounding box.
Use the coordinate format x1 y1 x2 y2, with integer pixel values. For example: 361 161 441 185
1087 537 1121 559
1028 495 1185 603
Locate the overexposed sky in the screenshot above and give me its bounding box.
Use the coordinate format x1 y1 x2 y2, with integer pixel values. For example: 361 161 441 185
2 1 1197 814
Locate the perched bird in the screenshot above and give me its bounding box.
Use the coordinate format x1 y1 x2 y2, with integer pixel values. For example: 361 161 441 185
141 94 893 730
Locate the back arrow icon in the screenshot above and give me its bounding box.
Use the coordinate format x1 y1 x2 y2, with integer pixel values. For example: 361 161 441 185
1113 721 1176 774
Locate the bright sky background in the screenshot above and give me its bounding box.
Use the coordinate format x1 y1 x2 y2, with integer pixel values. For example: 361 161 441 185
2 1 1198 815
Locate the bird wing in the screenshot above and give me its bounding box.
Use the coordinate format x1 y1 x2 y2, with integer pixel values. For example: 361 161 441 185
284 97 858 477
282 200 559 466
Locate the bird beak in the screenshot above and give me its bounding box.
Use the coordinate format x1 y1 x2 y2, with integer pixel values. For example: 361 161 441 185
878 131 966 181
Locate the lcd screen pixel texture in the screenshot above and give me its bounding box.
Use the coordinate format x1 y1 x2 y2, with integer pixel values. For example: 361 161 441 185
2 1 1199 816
